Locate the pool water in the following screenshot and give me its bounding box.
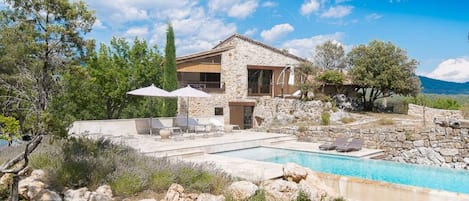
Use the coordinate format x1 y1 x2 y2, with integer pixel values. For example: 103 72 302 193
216 147 469 194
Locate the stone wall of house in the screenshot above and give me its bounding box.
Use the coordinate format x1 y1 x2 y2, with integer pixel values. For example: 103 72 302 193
253 97 329 127
181 37 305 123
407 104 463 122
270 126 469 169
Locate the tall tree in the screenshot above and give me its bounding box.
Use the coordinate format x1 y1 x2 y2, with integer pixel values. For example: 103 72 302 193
347 40 421 111
314 40 346 71
162 23 178 117
0 0 95 134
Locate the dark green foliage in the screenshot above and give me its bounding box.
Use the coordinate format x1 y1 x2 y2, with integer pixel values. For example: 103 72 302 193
407 95 461 110
316 70 344 85
347 40 421 111
297 62 321 100
163 23 178 117
0 0 95 134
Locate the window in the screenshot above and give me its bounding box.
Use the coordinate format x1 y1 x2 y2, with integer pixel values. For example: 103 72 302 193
215 107 224 115
248 69 272 95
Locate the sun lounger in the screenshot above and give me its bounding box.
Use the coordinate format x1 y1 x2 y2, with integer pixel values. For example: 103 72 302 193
318 137 348 151
336 138 364 152
208 118 241 132
150 119 182 135
175 117 210 133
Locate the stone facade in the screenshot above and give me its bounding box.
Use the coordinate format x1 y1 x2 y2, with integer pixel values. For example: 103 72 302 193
178 35 306 124
272 126 469 169
407 104 463 123
253 97 328 127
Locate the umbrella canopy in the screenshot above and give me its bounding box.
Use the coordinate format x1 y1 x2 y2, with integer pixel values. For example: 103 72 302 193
169 85 210 98
127 84 173 135
126 84 173 97
170 85 211 132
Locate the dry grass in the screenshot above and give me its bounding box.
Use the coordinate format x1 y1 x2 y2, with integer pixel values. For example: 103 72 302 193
377 118 395 125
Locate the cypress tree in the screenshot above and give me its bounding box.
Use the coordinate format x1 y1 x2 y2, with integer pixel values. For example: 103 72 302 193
162 23 178 117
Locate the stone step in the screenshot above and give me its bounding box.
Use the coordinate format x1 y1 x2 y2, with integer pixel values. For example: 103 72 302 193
266 136 297 144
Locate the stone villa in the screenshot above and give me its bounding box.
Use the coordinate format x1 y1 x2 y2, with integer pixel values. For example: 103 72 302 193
176 34 308 129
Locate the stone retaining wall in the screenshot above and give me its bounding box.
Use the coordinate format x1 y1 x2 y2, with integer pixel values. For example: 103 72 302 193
271 126 469 169
253 97 329 127
407 104 463 122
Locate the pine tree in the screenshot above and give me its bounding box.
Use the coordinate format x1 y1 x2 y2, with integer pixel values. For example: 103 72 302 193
162 23 178 117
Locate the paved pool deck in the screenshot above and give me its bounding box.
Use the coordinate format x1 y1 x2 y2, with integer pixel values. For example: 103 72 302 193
81 130 383 180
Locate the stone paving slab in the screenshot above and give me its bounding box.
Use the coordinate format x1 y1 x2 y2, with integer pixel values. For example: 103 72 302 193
184 154 284 181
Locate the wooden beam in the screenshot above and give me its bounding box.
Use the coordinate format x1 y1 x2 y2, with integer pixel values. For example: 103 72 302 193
177 62 221 73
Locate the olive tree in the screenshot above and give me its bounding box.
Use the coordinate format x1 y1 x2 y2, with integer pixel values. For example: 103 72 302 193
314 40 346 71
347 40 421 111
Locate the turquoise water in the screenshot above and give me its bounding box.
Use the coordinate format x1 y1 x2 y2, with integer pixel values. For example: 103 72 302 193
216 147 469 194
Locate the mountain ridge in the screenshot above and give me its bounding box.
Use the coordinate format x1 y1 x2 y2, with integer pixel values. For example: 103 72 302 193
419 76 469 94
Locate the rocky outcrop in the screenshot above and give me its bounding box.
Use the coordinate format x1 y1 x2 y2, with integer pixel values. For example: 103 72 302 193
196 193 225 201
18 169 62 201
227 181 258 200
283 163 308 182
261 179 299 201
63 185 113 201
160 183 225 201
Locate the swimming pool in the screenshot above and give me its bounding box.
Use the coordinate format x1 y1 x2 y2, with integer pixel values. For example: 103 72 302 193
216 147 469 194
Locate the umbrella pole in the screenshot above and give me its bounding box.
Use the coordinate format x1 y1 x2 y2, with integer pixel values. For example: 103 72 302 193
186 97 189 133
150 98 153 135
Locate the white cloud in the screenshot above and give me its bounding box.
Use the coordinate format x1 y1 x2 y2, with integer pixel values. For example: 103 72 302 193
150 6 236 55
365 13 382 21
244 28 257 36
208 0 258 19
261 1 277 7
320 5 353 18
425 57 469 83
83 0 237 56
300 0 320 16
260 23 294 42
92 19 106 29
281 32 345 60
124 27 149 38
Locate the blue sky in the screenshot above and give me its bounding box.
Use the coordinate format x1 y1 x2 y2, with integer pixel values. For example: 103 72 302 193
82 1 468 82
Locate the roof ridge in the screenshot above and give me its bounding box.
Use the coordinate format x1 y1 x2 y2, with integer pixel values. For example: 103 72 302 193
213 33 309 63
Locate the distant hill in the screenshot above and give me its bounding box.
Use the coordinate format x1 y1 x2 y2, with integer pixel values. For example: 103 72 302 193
419 76 469 94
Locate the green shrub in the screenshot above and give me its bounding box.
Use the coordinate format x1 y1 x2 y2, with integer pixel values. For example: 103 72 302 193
248 189 266 201
27 136 232 197
0 115 20 146
148 170 174 192
333 197 347 201
405 131 413 141
378 118 395 125
461 104 469 119
321 111 331 125
316 70 344 85
298 125 307 133
110 173 144 196
340 117 355 124
296 190 311 201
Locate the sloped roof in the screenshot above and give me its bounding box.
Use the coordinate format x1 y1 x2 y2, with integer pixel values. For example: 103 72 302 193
176 46 234 64
213 33 309 63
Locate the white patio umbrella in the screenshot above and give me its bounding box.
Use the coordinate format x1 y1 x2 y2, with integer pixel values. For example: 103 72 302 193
126 84 173 135
169 85 211 132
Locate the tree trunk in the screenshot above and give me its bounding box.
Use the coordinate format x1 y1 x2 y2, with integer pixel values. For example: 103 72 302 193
10 174 19 201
